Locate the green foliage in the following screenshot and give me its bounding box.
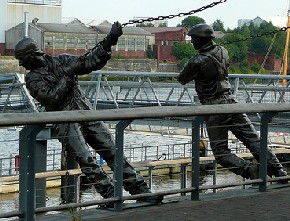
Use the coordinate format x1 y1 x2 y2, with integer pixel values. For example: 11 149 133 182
147 45 155 59
216 33 248 63
170 42 196 61
212 19 225 32
158 22 168 27
172 16 287 73
177 16 205 29
136 23 154 27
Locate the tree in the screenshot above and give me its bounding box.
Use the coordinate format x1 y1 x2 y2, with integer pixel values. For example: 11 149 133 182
147 45 155 59
177 16 205 29
170 42 196 61
216 33 248 63
212 19 225 32
158 22 168 27
136 23 154 27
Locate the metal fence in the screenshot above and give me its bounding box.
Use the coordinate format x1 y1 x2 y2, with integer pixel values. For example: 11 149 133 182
0 103 290 220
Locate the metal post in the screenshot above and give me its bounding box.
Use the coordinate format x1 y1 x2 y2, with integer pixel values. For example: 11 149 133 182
191 116 203 201
259 112 274 192
212 160 217 193
24 12 29 37
115 119 133 211
180 164 187 196
9 154 13 175
35 140 47 208
148 166 153 189
0 159 2 176
61 150 79 204
19 125 44 221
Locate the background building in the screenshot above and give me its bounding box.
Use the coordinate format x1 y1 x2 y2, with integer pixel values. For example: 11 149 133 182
0 0 62 55
6 20 155 59
142 27 188 63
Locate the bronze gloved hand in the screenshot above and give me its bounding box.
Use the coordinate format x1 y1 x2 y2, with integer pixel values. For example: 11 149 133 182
108 21 123 45
102 21 123 52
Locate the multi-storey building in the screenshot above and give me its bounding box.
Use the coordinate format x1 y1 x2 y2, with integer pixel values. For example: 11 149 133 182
0 0 62 55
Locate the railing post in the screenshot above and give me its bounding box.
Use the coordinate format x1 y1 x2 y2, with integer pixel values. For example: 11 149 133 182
61 150 79 204
180 163 187 196
115 119 133 211
34 128 50 208
191 116 203 201
259 112 275 192
19 125 44 221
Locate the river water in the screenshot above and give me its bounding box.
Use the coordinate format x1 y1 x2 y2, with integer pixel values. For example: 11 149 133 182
0 127 282 217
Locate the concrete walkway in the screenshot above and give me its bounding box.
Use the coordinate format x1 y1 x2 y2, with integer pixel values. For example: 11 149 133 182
37 184 290 221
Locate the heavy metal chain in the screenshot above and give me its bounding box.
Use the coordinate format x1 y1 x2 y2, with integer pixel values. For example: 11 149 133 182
221 26 290 45
122 0 227 27
83 0 227 56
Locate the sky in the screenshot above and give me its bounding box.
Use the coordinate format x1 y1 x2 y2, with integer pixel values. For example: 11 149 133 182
62 0 290 29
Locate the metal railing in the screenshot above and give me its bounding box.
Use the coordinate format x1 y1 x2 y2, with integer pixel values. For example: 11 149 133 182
0 103 289 220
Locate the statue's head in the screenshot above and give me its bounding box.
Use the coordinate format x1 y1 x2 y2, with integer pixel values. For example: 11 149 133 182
188 24 215 50
15 37 45 70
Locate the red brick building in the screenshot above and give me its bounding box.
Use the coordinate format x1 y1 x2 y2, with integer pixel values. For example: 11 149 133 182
142 27 188 63
248 52 281 72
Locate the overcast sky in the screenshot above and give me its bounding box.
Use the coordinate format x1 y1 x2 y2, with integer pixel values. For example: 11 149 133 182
62 0 290 29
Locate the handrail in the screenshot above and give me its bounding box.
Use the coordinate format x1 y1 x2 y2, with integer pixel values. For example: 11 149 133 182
92 70 290 80
0 103 289 126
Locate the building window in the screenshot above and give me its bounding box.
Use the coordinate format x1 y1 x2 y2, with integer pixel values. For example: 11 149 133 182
66 38 75 49
76 37 86 49
136 38 145 51
44 36 53 49
128 38 135 51
161 40 168 46
86 38 96 50
118 37 126 50
55 36 64 49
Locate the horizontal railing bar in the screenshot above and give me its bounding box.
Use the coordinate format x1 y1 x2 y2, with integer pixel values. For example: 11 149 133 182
0 210 23 219
0 103 289 126
92 71 290 80
1 176 288 216
29 179 267 214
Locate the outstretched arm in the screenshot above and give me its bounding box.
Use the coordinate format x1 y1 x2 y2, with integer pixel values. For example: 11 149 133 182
63 21 123 76
102 21 123 52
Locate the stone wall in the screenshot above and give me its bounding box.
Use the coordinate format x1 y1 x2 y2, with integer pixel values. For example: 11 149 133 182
0 57 178 74
0 57 25 74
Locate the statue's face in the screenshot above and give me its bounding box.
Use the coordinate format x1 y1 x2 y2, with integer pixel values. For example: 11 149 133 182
16 52 45 70
190 36 202 50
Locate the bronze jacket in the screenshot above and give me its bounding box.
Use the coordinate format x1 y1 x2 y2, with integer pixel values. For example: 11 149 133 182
177 42 234 104
25 46 111 111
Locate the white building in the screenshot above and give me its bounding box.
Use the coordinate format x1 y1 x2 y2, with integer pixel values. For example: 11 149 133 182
0 0 62 55
238 16 287 28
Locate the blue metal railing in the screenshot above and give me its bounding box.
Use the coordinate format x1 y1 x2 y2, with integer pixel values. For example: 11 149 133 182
0 102 289 220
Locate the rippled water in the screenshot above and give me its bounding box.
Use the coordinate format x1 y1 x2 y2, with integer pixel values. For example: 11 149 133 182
0 127 195 215
0 127 265 218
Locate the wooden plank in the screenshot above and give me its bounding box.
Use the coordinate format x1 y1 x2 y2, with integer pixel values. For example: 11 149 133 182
1 149 289 183
0 103 289 126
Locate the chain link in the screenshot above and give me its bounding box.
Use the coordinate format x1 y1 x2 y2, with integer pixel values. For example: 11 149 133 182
122 0 227 27
221 26 290 45
83 0 227 56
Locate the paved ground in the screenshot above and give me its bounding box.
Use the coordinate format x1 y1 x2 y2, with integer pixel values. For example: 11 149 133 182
37 184 290 221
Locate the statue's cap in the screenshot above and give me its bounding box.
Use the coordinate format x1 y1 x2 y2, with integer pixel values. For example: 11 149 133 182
15 37 44 58
188 24 215 39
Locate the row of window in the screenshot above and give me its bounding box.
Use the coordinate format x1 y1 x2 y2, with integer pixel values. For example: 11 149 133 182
44 36 148 51
7 0 61 5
